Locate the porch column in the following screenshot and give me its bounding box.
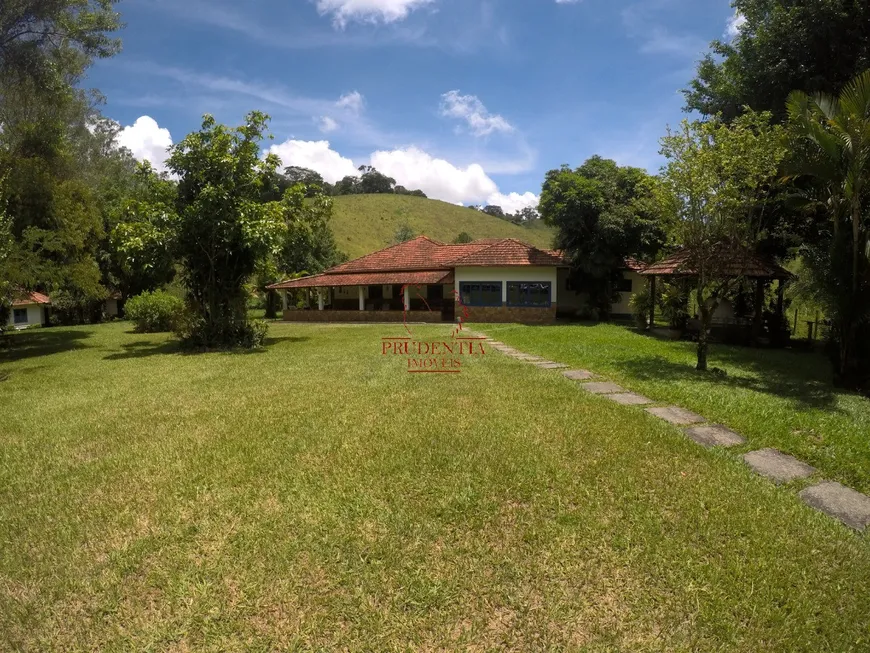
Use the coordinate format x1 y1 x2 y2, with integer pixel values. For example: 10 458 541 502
281 290 288 311
317 288 325 311
403 286 411 311
648 276 656 330
776 279 785 320
752 278 765 346
358 286 365 311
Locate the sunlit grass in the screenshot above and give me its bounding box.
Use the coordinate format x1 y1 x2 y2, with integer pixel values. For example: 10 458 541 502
483 322 870 494
1 321 869 651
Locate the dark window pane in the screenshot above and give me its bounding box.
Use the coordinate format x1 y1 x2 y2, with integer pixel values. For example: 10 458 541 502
459 282 502 307
13 308 27 324
506 282 551 307
616 277 633 293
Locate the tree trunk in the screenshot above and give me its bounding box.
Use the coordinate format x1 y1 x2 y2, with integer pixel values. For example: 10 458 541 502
696 276 709 371
697 303 710 371
264 290 277 319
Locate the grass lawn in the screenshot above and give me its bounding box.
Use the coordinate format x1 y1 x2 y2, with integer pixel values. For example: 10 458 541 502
2 321 870 651
482 322 870 495
330 194 555 259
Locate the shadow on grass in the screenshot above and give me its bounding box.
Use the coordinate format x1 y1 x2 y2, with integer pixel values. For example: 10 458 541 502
0 329 92 363
613 353 839 411
103 335 310 360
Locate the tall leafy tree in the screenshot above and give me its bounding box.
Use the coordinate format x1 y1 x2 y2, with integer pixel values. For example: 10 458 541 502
659 111 787 370
107 162 178 300
168 112 286 348
685 0 870 122
540 156 665 318
785 70 870 389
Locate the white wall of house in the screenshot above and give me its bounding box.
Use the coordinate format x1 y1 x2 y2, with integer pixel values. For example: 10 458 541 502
612 271 645 315
8 304 44 328
454 266 559 304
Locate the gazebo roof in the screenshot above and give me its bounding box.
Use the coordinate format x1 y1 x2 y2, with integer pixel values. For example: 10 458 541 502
641 249 791 280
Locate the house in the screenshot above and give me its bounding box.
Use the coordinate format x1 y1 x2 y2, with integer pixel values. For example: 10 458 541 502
268 236 642 324
7 291 51 329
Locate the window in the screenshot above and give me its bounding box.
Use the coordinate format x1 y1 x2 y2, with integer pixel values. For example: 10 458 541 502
13 308 28 325
507 282 551 308
459 282 502 307
616 276 633 293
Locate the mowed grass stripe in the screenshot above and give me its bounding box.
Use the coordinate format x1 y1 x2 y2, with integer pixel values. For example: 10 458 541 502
0 322 869 651
482 322 870 495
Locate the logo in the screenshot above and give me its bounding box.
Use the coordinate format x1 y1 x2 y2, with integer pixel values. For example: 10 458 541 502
380 284 485 374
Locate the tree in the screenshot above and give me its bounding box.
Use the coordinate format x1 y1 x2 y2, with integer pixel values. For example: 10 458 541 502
258 183 345 318
107 162 178 300
684 0 870 122
393 223 416 244
167 112 286 348
1 0 122 86
539 157 665 318
284 166 324 189
333 175 359 196
659 111 787 370
482 205 504 218
786 70 870 389
516 206 540 222
453 232 473 244
357 165 395 194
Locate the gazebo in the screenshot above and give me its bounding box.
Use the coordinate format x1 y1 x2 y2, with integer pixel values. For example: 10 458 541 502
640 249 792 344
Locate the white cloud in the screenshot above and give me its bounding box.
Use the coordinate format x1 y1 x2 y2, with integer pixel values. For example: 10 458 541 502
116 116 173 173
440 90 514 137
336 90 364 114
318 116 339 133
314 0 434 28
725 12 746 39
268 140 358 183
555 0 580 3
370 146 498 204
267 139 536 209
486 191 539 214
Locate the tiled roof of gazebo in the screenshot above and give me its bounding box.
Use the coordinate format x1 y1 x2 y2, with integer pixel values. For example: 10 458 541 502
641 249 790 279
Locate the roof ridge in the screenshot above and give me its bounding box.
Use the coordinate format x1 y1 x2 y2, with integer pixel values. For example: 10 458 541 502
327 235 439 273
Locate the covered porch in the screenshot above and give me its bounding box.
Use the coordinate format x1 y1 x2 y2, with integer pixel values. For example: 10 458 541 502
268 270 456 323
641 249 792 346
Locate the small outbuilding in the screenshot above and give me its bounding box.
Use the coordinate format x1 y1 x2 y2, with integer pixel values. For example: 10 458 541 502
7 291 51 329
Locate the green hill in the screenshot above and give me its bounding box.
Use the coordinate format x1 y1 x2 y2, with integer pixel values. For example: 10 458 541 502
329 194 555 260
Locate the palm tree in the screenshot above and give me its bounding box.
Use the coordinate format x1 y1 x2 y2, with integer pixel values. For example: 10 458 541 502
786 69 870 384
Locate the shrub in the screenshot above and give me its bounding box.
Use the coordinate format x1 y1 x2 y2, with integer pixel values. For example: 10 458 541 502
173 312 268 350
125 290 184 333
629 287 652 329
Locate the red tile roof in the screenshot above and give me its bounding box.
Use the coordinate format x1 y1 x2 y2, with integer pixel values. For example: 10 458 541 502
450 239 567 267
623 257 648 272
12 291 51 306
642 249 791 279
270 236 565 289
269 270 454 290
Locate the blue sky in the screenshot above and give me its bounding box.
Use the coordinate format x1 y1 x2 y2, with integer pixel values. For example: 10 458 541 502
92 0 741 212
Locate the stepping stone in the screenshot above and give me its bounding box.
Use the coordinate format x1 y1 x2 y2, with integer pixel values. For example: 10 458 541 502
685 424 745 448
516 355 543 361
580 382 625 395
742 448 816 484
563 369 595 381
535 361 568 369
799 482 870 531
646 406 706 426
606 393 653 406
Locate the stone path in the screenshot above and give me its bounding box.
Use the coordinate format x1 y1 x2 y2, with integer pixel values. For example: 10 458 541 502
646 406 706 426
472 330 870 532
743 448 816 484
685 425 745 448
